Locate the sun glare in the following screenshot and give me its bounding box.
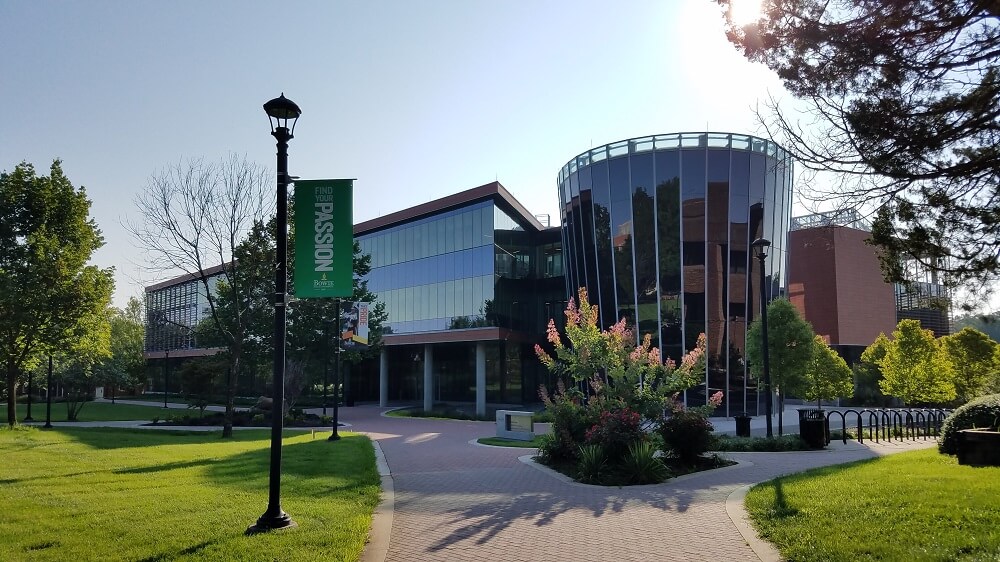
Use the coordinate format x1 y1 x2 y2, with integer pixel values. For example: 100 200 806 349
729 0 763 26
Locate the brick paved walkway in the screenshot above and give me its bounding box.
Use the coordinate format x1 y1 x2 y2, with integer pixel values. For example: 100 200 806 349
344 406 936 562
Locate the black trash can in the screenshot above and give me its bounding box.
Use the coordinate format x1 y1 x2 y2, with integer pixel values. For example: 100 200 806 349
798 409 830 449
735 414 752 437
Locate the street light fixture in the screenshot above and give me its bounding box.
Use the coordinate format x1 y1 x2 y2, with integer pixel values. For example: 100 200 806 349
751 237 773 439
247 93 301 535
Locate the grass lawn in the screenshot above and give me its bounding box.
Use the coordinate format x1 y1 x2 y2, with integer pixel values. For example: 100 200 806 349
3 401 173 424
746 448 1000 561
477 436 545 448
0 426 380 561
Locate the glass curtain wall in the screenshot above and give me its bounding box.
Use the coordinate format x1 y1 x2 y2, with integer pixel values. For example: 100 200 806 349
359 199 548 404
557 133 794 416
357 201 495 334
145 281 199 352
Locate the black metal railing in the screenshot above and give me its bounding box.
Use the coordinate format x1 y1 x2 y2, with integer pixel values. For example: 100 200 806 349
825 408 951 444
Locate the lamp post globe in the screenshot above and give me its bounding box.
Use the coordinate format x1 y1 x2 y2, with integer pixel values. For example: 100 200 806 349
751 237 773 439
248 93 301 535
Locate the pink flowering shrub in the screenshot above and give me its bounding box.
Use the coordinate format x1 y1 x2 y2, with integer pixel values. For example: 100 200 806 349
535 287 707 422
535 287 715 476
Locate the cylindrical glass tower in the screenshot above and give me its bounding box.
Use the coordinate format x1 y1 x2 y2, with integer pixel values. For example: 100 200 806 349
557 133 794 415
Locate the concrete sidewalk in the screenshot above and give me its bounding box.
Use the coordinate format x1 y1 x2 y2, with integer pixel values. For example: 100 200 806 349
343 405 936 562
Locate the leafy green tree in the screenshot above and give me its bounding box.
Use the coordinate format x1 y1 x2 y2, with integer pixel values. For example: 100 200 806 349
803 336 854 408
877 319 956 405
856 333 891 406
954 313 1000 342
1 161 114 426
991 347 1000 395
95 297 146 400
56 304 112 420
716 0 1000 291
941 327 999 403
746 298 815 434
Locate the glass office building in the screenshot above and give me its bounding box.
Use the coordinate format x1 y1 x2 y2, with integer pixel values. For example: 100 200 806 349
352 182 565 410
557 133 794 415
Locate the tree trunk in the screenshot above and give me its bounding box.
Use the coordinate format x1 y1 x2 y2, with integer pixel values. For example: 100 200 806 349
6 359 17 427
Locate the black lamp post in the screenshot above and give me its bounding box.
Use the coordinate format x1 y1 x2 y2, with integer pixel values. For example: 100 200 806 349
330 298 342 441
751 237 773 439
43 355 53 429
248 93 301 535
24 368 34 422
322 320 332 416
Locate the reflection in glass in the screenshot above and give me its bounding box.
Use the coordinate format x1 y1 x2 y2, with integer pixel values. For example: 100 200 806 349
656 150 682 363
631 152 657 347
559 133 792 415
609 156 635 329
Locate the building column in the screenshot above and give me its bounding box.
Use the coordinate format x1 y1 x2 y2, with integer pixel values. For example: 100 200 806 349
476 342 486 417
379 348 388 407
423 344 433 412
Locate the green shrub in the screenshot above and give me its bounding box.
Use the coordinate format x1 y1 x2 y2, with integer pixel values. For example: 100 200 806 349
584 408 643 463
532 410 554 423
712 434 809 452
538 381 598 463
939 393 1000 455
576 444 606 484
658 407 715 463
621 441 669 484
534 433 558 465
252 414 265 424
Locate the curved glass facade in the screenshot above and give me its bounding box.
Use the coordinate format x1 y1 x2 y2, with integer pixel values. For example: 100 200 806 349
557 133 794 415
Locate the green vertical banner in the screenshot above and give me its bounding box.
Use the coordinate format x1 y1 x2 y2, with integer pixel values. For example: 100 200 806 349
293 179 354 298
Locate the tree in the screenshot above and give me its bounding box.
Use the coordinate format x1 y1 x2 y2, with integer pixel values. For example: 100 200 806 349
803 336 854 407
1 161 114 427
56 304 112 420
877 319 956 405
746 298 815 434
178 355 226 417
130 155 271 438
941 327 999 403
717 0 1000 292
954 313 1000 343
856 333 892 406
95 296 146 400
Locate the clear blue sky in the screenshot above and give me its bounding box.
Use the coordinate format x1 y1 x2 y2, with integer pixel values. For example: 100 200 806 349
1 0 787 308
